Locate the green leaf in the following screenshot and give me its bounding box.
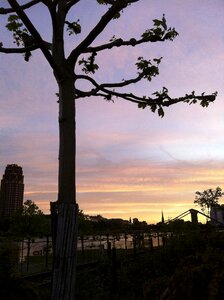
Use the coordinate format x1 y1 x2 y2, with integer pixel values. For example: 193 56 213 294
189 99 197 105
6 14 22 32
104 94 113 101
138 102 147 109
65 20 81 35
136 57 160 81
152 91 160 97
153 27 163 36
158 107 164 118
153 19 163 27
8 14 20 22
150 103 157 113
113 12 121 19
164 28 179 41
78 53 99 74
162 86 168 94
200 99 209 107
6 14 29 47
153 57 163 64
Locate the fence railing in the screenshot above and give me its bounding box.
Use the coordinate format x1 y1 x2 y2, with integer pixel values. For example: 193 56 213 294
0 232 167 276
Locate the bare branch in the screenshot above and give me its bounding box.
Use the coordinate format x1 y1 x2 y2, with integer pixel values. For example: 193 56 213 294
67 0 136 64
0 38 52 54
66 0 80 13
0 44 39 54
0 0 40 14
41 0 53 8
74 74 150 102
76 73 144 89
102 74 144 88
85 36 164 54
108 0 140 4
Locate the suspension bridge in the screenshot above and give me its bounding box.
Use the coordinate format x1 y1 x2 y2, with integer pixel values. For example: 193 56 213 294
167 208 224 226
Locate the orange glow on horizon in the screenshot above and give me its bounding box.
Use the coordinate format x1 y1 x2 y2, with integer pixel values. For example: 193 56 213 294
24 164 224 224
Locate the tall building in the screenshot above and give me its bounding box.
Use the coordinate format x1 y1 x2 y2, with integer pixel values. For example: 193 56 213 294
0 164 24 219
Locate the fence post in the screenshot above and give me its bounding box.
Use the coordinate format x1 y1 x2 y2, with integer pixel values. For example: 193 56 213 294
124 233 127 250
81 236 84 254
20 239 24 273
148 235 153 252
26 238 31 272
50 201 58 265
162 234 166 247
107 234 111 256
45 235 49 269
133 234 136 257
111 246 117 295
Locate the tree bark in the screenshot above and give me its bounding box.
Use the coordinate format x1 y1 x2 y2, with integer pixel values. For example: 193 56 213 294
51 202 78 300
58 75 76 204
51 73 78 300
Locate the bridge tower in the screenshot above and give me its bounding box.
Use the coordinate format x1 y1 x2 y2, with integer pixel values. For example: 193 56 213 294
189 209 198 224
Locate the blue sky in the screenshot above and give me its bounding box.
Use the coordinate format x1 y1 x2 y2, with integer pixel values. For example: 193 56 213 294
0 0 224 223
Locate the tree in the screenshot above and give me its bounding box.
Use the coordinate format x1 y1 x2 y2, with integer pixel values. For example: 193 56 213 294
194 187 224 216
10 200 49 273
0 1 217 299
77 209 93 235
11 199 49 238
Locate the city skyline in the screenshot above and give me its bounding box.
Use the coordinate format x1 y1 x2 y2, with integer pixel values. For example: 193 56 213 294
0 0 224 223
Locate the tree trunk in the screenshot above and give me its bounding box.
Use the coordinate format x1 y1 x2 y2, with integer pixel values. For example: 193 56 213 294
51 202 78 300
51 74 78 300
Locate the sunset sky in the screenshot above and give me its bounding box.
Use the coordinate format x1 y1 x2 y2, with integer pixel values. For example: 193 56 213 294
0 0 224 223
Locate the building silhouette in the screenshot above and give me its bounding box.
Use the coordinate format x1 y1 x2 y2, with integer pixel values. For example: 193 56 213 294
0 164 24 219
161 210 165 224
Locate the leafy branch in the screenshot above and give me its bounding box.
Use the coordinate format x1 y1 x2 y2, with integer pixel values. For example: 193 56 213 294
136 56 162 81
78 52 99 74
142 14 178 42
5 14 35 61
75 74 217 117
84 15 178 54
6 0 59 75
6 14 29 47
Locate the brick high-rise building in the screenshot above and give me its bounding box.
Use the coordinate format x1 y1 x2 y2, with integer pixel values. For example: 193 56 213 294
0 164 24 219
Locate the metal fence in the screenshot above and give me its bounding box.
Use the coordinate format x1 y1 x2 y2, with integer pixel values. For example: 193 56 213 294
0 232 166 276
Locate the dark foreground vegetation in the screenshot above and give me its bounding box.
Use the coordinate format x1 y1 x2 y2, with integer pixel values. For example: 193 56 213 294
1 224 224 300
75 229 224 300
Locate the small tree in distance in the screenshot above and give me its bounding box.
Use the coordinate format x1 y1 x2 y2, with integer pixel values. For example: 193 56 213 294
10 200 49 275
194 187 224 216
11 199 49 238
0 1 218 299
